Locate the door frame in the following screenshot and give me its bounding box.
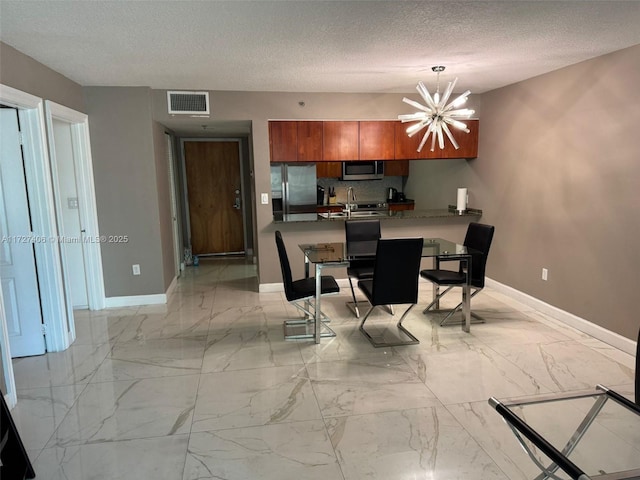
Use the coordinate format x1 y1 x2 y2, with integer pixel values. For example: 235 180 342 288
179 138 247 256
0 85 72 355
165 133 182 275
44 101 106 343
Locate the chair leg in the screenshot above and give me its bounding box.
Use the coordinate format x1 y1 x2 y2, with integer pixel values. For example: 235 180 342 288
422 286 455 314
285 300 331 325
424 287 485 326
359 304 420 348
346 276 365 318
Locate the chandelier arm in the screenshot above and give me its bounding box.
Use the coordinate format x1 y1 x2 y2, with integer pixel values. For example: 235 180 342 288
402 97 431 113
441 122 460 150
398 112 428 122
430 129 438 152
443 90 471 112
444 118 471 132
439 78 458 108
406 120 430 137
417 128 432 152
444 108 475 117
437 124 446 150
416 82 437 111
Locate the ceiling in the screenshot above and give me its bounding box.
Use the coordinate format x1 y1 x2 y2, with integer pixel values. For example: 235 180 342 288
2 1 640 96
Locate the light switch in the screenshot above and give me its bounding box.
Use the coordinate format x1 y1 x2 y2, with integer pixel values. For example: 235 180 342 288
261 193 269 205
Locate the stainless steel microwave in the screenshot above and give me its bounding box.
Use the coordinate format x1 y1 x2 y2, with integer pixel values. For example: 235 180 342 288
341 161 384 181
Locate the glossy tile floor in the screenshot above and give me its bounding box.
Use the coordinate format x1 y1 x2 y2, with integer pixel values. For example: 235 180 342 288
11 257 637 479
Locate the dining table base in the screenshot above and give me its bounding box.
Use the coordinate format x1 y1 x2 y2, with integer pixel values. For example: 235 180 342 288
283 321 336 340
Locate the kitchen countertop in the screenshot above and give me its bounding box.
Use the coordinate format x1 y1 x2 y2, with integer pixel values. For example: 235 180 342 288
273 206 482 223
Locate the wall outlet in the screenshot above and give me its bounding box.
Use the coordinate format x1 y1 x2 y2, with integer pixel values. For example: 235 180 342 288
132 264 141 276
261 193 269 205
542 268 548 281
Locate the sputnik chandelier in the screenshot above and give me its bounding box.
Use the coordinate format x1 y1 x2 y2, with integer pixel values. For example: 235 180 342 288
398 66 475 152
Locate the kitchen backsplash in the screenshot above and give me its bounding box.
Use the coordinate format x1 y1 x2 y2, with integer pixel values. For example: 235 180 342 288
317 177 404 204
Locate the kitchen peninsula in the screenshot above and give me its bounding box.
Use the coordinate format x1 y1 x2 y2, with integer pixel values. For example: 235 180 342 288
273 206 482 223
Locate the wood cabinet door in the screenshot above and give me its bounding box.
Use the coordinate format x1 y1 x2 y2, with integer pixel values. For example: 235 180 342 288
359 121 395 160
384 160 409 176
316 162 342 178
297 121 323 161
269 121 297 162
394 121 424 159
323 121 359 161
395 119 479 159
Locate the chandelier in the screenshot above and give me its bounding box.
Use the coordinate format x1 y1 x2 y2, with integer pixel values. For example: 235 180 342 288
398 66 475 152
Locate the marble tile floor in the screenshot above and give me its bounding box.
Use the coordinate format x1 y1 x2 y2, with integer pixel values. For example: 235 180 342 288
10 257 637 480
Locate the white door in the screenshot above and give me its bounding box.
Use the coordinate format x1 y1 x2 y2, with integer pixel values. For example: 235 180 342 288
0 108 46 357
51 118 88 308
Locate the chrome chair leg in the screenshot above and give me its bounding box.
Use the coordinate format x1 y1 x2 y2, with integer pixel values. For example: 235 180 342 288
423 287 485 326
359 304 419 348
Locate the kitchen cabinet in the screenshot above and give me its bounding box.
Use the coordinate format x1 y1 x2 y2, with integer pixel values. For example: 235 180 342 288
384 160 409 176
269 121 297 162
359 121 395 160
297 121 323 161
323 121 359 161
316 162 341 178
269 121 323 162
389 201 415 212
394 119 479 160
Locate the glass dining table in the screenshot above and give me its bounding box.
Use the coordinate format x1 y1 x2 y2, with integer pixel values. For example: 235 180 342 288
298 237 477 344
489 385 640 479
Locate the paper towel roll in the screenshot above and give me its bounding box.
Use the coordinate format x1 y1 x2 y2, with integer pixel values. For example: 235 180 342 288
456 188 468 212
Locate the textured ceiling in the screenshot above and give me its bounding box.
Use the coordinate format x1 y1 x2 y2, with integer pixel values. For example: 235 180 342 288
1 1 640 94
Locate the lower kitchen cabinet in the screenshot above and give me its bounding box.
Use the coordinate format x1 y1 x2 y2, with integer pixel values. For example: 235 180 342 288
389 201 415 212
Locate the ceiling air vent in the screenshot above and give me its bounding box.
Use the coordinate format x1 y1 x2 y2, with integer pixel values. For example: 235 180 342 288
167 91 210 115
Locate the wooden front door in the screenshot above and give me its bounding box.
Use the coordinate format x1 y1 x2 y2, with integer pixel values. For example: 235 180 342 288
184 141 244 255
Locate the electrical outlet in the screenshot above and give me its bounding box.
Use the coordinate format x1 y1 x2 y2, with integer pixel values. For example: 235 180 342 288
132 264 141 276
542 268 548 281
261 193 269 205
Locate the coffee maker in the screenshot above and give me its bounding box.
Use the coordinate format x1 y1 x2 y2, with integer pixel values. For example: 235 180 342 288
386 187 398 202
317 185 325 205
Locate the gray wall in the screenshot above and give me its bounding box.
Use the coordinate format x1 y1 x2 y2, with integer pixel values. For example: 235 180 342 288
464 44 638 340
0 42 85 112
84 87 167 297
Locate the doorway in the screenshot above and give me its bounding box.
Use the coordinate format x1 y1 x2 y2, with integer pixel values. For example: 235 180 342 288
183 140 245 256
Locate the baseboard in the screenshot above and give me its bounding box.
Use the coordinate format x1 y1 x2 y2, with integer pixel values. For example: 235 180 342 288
104 293 167 308
485 278 637 356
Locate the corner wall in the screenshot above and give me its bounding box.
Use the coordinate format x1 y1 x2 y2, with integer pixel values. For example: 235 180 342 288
84 87 167 297
472 44 640 340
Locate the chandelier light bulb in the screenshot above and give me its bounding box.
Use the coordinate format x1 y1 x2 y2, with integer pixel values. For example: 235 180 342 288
398 66 474 152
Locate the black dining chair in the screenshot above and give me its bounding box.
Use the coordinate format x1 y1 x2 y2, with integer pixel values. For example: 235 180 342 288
345 219 381 318
357 237 424 347
420 222 495 326
275 231 340 338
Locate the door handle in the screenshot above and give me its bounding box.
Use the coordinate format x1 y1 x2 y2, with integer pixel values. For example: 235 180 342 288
233 189 241 209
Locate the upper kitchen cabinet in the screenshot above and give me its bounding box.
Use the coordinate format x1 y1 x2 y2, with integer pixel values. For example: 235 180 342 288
359 121 395 160
316 162 341 178
323 121 359 161
269 121 297 162
394 119 479 160
297 121 323 161
269 121 323 162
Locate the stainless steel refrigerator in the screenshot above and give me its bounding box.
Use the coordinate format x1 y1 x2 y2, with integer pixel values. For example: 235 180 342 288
270 163 317 215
